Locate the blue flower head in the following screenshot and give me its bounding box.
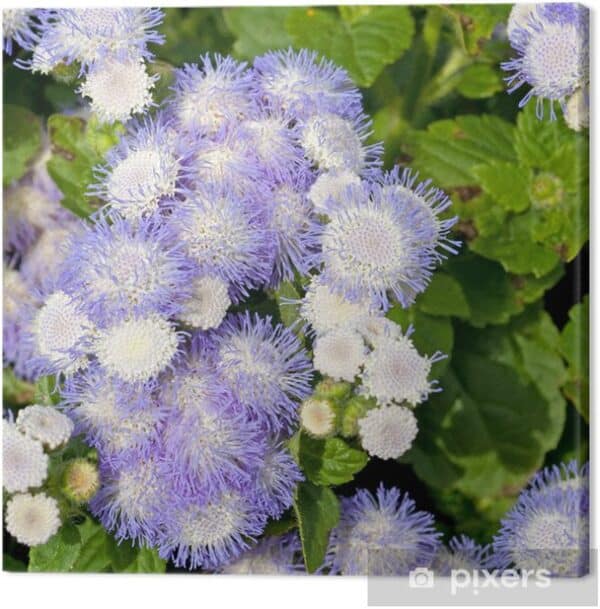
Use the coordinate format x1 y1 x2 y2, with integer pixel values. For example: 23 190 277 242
159 359 265 497
90 113 195 221
265 170 323 286
170 53 256 136
253 48 363 120
90 449 169 548
169 184 274 302
492 461 589 576
320 173 458 311
431 535 492 575
157 487 267 570
502 4 589 119
212 312 313 432
328 484 441 575
220 533 303 574
31 8 164 71
60 212 195 325
253 440 303 519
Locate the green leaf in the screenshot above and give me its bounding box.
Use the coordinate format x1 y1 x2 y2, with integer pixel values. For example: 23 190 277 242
29 523 82 573
286 6 415 87
293 481 339 573
122 548 167 573
472 162 531 212
415 272 470 319
408 115 516 188
46 114 123 218
4 554 27 571
456 63 503 99
298 433 368 486
71 519 114 572
448 4 512 55
263 512 297 537
559 297 589 422
3 104 42 185
275 281 302 328
224 7 293 58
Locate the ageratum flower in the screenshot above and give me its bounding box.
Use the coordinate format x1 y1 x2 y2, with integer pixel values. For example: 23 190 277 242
160 360 265 496
169 185 273 302
492 461 589 576
61 367 165 461
212 312 313 432
308 169 361 215
32 8 164 70
253 441 303 519
265 172 323 285
78 57 158 124
300 111 382 176
5 492 61 547
157 488 267 570
299 397 336 439
320 177 456 310
178 275 231 330
502 4 589 119
360 331 444 407
16 404 74 450
431 535 491 575
60 213 195 324
358 404 418 460
220 533 303 574
3 9 38 55
328 485 441 575
170 54 255 136
90 451 168 547
313 328 367 382
3 420 48 493
90 114 192 220
253 48 362 120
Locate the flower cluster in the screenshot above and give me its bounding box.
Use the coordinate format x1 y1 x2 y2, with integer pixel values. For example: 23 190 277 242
503 3 589 126
3 406 73 546
4 39 463 570
9 9 165 123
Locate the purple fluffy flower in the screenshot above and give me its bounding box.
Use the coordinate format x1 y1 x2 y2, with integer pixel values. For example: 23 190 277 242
212 312 313 432
502 4 589 119
159 359 265 497
3 9 39 55
170 53 256 136
220 533 304 574
328 484 441 575
253 48 362 120
60 212 195 324
253 441 303 519
320 175 458 310
157 487 267 570
492 460 589 577
169 184 274 302
89 113 194 221
90 449 169 547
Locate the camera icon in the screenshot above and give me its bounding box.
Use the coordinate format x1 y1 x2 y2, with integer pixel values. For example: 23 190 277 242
409 567 435 589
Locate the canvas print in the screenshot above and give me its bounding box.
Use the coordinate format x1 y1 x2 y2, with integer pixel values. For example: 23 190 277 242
2 3 589 588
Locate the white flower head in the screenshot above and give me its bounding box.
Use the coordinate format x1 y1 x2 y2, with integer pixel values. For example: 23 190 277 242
32 290 92 375
94 315 179 383
3 420 48 493
300 278 370 337
179 275 231 330
358 404 418 460
79 58 156 123
506 4 537 45
313 328 366 382
300 398 336 438
5 493 61 546
361 334 438 406
17 405 74 450
308 169 361 215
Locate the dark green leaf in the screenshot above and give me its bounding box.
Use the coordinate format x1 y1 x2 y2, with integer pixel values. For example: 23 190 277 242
293 481 339 573
299 433 368 486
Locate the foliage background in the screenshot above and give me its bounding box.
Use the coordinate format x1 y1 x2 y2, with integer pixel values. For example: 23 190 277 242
3 5 589 572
